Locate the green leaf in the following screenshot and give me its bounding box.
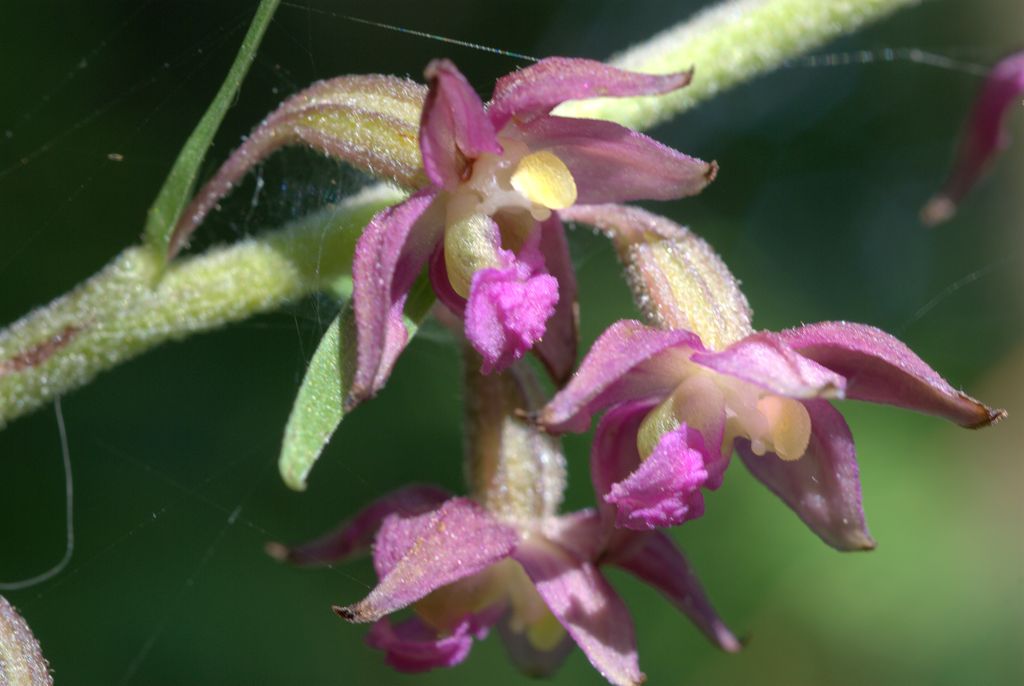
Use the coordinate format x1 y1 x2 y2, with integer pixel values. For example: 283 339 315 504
143 0 280 262
278 276 435 491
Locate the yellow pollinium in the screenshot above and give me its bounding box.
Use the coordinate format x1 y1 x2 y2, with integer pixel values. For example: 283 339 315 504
510 150 578 211
756 395 812 461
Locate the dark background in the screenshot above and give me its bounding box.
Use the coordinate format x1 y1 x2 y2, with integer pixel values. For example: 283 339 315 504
1 1 1021 684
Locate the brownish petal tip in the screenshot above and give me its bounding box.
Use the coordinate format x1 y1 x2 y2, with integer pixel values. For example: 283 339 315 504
851 532 878 552
332 605 357 621
973 405 1008 429
705 159 719 185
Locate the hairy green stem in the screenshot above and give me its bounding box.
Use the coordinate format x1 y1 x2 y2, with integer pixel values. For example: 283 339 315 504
556 0 920 128
0 186 404 427
0 0 917 428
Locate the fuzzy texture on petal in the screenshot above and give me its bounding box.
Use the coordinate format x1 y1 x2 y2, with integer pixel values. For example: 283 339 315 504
512 537 644 686
434 218 577 383
604 423 711 530
350 191 442 409
465 246 559 375
692 332 846 399
922 51 1024 225
604 530 741 652
512 115 717 203
530 215 579 384
738 399 875 551
366 616 476 673
591 401 658 528
334 498 518 623
488 57 692 130
267 485 450 566
421 59 501 189
541 320 701 434
778 321 1004 428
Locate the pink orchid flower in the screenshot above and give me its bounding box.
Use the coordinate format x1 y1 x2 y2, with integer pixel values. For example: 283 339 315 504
541 205 1004 549
270 360 737 685
922 50 1024 225
350 57 716 407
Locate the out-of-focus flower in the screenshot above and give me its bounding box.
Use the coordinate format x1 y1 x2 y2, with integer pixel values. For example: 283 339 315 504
922 50 1024 226
545 205 1005 548
0 595 52 686
351 57 716 407
269 356 736 685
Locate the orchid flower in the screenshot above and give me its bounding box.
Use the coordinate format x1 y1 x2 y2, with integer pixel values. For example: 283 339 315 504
541 204 1005 548
922 50 1024 226
269 355 737 685
165 57 715 410
350 57 717 408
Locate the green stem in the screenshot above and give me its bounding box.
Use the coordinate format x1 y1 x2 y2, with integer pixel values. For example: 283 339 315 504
0 0 918 428
556 0 920 129
0 185 404 428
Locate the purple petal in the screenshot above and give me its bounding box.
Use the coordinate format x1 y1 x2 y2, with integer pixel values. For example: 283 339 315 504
531 215 579 384
428 243 467 317
591 401 656 527
738 399 875 551
334 498 518 623
513 538 644 686
778 321 1004 428
604 530 741 652
366 616 475 673
512 115 717 203
922 50 1024 225
421 59 502 189
692 332 846 399
604 423 711 530
265 485 449 566
540 320 701 434
488 57 692 130
541 509 605 565
464 244 559 375
350 190 442 409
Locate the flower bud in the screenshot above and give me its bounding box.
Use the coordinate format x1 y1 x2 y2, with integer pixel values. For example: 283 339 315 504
560 204 752 350
170 75 429 257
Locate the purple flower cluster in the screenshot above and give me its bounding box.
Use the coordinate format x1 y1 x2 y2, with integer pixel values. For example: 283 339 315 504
186 57 1004 685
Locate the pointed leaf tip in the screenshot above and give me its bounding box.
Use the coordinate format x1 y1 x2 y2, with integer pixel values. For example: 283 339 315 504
144 0 281 262
279 279 435 492
278 309 355 492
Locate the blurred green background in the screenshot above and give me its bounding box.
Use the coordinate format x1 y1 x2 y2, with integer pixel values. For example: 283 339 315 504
1 1 1021 684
